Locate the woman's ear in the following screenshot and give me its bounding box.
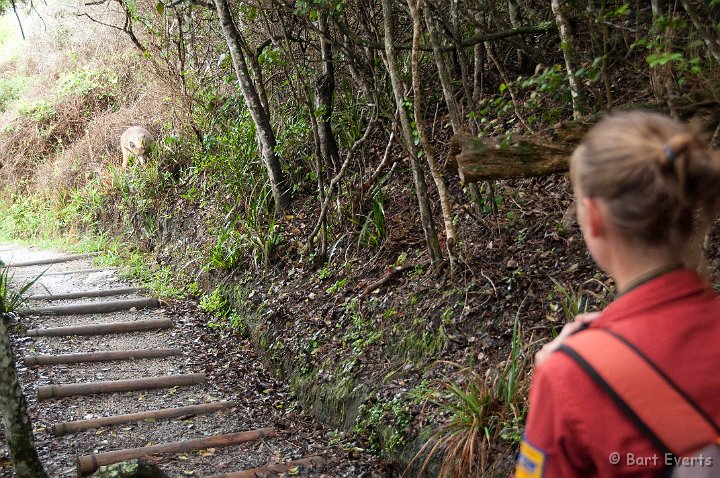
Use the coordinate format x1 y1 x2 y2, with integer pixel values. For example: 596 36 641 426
582 196 606 238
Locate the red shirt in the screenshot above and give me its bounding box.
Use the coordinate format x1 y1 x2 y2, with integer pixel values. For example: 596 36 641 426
515 269 720 477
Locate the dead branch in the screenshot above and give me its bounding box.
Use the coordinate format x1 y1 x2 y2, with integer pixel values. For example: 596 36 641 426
361 261 430 297
359 130 395 195
329 17 555 52
306 114 379 249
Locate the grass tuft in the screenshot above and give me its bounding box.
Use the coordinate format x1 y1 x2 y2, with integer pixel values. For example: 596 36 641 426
411 304 533 477
0 260 43 314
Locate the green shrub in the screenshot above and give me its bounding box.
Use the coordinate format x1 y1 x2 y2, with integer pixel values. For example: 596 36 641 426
200 287 246 333
18 99 56 122
58 66 119 103
0 75 27 112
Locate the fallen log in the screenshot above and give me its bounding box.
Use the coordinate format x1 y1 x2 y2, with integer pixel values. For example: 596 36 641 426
25 318 171 337
37 373 205 400
5 252 102 267
205 456 326 478
446 129 582 184
24 348 181 366
447 100 720 184
53 401 234 437
77 428 277 476
19 297 159 317
27 287 147 301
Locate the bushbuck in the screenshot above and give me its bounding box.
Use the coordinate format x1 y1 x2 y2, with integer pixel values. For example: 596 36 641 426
120 126 153 169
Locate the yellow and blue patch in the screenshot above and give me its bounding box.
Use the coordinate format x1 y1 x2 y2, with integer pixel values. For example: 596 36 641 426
515 439 546 478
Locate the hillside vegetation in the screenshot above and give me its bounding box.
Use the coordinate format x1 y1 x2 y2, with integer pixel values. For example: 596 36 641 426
0 1 719 475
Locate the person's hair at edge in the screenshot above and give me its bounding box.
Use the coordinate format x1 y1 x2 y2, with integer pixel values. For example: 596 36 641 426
570 110 720 270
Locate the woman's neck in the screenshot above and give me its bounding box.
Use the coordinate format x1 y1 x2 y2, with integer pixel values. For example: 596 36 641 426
605 242 682 293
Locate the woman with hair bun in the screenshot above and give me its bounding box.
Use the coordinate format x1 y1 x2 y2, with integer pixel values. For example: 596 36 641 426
514 111 720 478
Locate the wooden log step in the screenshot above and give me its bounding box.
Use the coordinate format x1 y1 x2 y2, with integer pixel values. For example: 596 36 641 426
19 297 159 317
37 373 206 400
5 252 102 267
36 268 103 277
24 347 181 366
25 318 171 337
14 268 104 281
27 287 147 301
205 456 326 478
77 428 277 476
53 401 235 437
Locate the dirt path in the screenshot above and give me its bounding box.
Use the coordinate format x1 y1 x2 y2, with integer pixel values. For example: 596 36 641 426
0 244 386 477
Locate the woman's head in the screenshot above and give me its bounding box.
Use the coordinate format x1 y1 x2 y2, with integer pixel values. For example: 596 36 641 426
570 110 720 255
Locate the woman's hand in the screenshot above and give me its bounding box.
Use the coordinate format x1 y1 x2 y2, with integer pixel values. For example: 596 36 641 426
535 312 601 367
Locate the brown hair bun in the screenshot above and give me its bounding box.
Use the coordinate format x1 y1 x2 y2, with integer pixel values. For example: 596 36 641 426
570 111 720 251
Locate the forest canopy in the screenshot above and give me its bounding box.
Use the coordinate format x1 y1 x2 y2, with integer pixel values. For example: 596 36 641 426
59 0 720 261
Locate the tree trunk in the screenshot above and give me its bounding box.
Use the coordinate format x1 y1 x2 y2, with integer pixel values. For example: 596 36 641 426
449 0 473 119
213 0 289 210
423 2 486 215
11 0 25 40
649 0 676 109
551 0 585 119
507 0 524 68
679 0 720 63
410 0 457 271
381 0 443 264
587 1 613 111
247 46 271 121
316 14 341 174
0 316 48 478
422 0 462 131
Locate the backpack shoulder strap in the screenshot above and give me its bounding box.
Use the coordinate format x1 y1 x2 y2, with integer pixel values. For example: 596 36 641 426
558 328 720 457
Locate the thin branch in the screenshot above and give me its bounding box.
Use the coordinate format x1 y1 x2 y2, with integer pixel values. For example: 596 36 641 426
320 14 553 53
254 37 272 60
360 130 395 195
306 114 379 249
164 0 213 8
485 43 534 134
78 6 146 52
11 0 25 40
77 13 126 33
361 261 430 296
